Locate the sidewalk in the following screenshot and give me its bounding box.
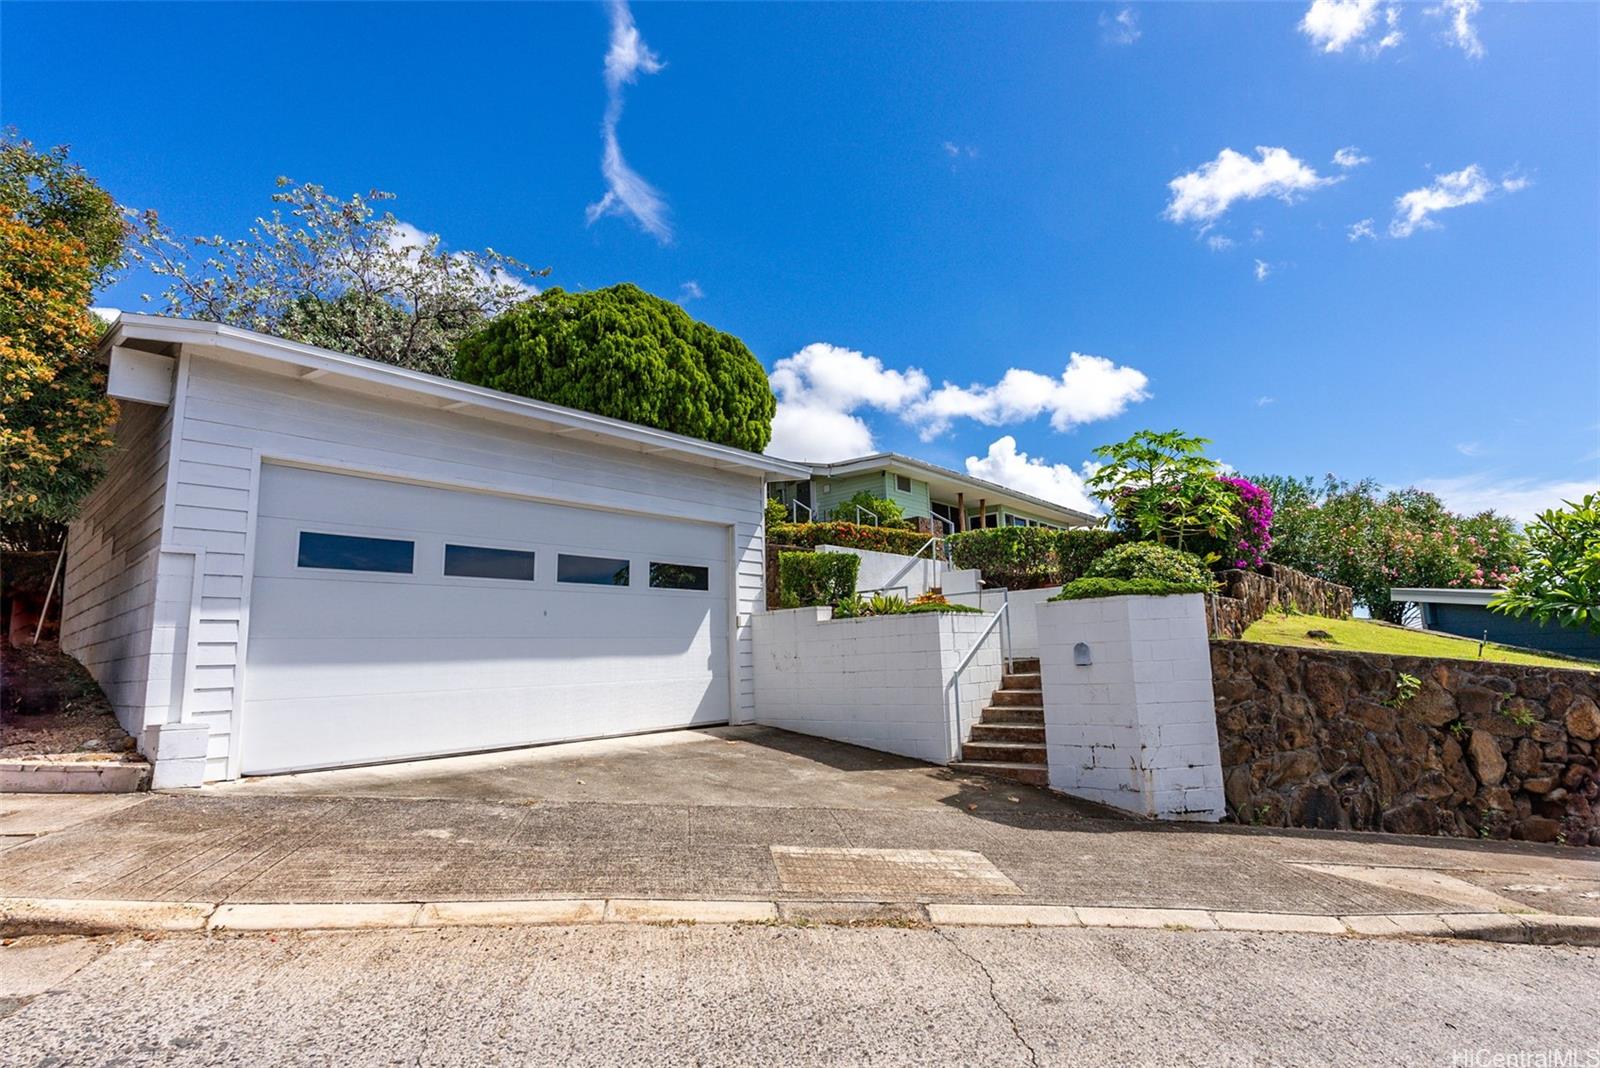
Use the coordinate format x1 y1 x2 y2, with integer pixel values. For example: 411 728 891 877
2 726 1597 939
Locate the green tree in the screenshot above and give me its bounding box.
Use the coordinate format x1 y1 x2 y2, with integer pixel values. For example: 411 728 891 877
1254 474 1526 621
131 178 546 377
0 134 123 533
456 284 776 452
1490 493 1600 634
1086 429 1240 558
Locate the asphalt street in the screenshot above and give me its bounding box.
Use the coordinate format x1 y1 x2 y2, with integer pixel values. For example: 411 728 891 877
2 923 1595 1067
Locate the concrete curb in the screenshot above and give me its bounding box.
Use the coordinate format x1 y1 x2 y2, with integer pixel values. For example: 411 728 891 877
3 896 1598 946
0 761 151 794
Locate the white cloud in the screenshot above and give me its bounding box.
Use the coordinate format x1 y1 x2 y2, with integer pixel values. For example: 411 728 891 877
764 343 1150 459
1253 259 1272 282
942 141 978 159
1333 146 1370 169
1428 0 1484 58
767 403 877 463
965 436 1101 514
1206 234 1236 252
1455 441 1485 457
770 342 931 414
1299 0 1401 55
1256 395 1276 407
1416 474 1597 524
907 355 1151 440
1369 6 1404 55
678 280 704 302
1347 218 1377 241
585 0 672 243
1099 6 1141 45
1500 174 1532 193
765 342 930 461
1165 147 1334 227
1389 164 1520 237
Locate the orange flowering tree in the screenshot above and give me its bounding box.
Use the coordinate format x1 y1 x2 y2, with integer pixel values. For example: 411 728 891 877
0 135 123 530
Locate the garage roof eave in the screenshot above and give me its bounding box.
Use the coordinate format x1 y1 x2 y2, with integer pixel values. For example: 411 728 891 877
102 313 812 480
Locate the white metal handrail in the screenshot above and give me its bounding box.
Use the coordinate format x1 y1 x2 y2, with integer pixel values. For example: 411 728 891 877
857 536 942 599
852 505 880 526
788 499 813 523
943 598 1011 763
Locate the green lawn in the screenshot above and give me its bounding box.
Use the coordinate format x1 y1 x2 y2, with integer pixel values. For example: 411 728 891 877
1238 612 1600 671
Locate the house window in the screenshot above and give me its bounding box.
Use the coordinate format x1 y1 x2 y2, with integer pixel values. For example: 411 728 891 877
297 532 414 574
444 544 537 581
649 562 710 591
557 553 631 586
1006 515 1029 527
895 474 913 494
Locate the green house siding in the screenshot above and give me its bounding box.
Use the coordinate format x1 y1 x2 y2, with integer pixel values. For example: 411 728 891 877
815 472 891 521
884 473 931 519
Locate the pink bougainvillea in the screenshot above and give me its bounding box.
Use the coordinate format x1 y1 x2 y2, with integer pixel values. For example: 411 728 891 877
1220 476 1274 569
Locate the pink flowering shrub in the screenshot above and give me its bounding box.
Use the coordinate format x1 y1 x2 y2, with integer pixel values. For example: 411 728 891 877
1219 476 1273 569
1250 475 1526 621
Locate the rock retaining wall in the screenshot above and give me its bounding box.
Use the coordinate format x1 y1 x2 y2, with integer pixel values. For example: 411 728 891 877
1205 565 1353 640
1211 641 1600 845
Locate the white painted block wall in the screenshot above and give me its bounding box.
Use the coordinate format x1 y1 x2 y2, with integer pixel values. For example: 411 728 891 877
752 607 1001 765
1035 594 1225 821
947 585 1062 659
814 545 981 601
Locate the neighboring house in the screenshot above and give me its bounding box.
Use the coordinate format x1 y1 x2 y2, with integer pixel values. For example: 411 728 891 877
64 314 807 785
767 454 1097 532
1390 587 1600 662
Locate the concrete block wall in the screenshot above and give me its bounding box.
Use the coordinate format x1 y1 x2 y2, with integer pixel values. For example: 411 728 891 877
753 607 1002 765
814 545 981 601
947 585 1063 659
1036 594 1225 821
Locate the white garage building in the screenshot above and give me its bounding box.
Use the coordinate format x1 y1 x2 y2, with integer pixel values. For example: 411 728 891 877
62 315 807 786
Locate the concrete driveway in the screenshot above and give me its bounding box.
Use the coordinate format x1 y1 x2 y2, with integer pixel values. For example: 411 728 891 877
206 725 1055 813
4 725 1597 919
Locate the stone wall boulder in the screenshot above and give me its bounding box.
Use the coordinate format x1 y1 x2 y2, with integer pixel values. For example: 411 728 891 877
1204 565 1353 640
1211 641 1600 847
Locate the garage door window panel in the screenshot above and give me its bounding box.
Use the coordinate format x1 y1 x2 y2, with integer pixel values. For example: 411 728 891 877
557 553 631 586
649 562 710 591
297 531 415 574
444 544 538 582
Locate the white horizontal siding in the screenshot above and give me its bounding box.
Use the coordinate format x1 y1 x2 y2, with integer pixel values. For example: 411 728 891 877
60 402 173 736
166 355 767 779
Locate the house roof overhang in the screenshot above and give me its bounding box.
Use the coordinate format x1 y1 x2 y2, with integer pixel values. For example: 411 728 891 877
777 451 1100 527
98 314 812 480
1389 587 1506 606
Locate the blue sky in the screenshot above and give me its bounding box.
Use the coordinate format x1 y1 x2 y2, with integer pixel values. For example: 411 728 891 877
4 1 1596 518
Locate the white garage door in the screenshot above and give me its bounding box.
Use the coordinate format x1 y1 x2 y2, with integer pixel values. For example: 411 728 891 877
240 464 731 774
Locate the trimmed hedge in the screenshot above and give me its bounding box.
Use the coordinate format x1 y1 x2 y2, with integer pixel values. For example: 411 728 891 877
1059 528 1130 582
778 550 860 607
768 521 934 557
903 601 982 614
1051 577 1213 601
946 526 1125 590
1084 542 1212 585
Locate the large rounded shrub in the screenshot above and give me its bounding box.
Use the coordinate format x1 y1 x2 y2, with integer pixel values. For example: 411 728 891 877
456 283 776 452
1085 542 1212 586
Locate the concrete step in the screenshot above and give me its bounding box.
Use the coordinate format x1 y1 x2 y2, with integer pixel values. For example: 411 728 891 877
990 688 1043 708
1001 672 1042 691
949 760 1049 787
1007 658 1041 674
960 741 1048 765
979 705 1043 725
967 723 1045 745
